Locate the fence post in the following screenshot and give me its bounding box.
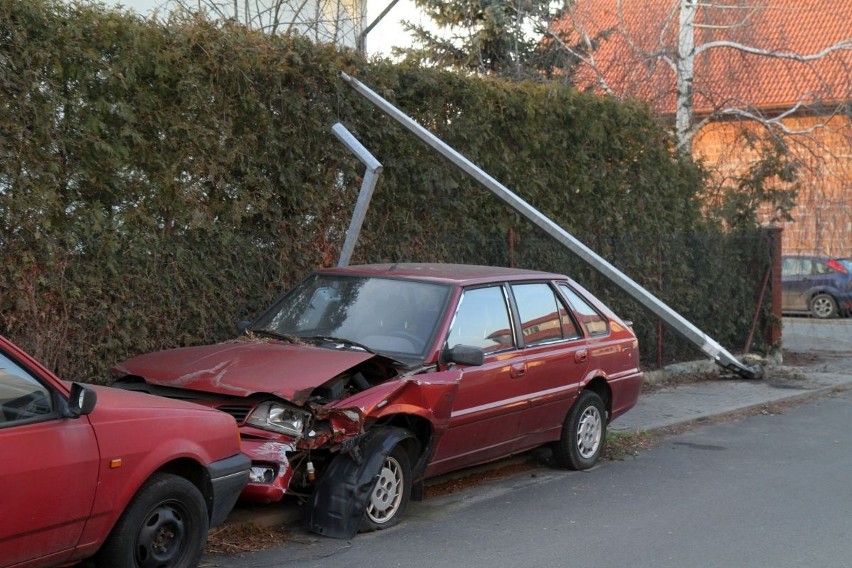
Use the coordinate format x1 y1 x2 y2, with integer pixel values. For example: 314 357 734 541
656 243 664 369
508 228 515 268
764 226 783 348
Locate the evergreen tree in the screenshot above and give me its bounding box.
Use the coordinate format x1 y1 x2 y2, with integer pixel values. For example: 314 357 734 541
398 0 577 80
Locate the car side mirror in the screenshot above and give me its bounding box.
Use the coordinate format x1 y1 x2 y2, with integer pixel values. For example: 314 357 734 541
237 320 252 332
442 344 485 367
67 383 97 418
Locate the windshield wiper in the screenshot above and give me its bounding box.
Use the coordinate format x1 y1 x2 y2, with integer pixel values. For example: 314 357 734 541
302 335 374 353
250 329 304 344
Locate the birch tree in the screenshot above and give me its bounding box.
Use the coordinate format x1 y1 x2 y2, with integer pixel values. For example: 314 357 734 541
551 0 852 244
552 0 851 151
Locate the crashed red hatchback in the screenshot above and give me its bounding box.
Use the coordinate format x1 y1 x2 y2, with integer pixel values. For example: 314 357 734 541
113 263 643 538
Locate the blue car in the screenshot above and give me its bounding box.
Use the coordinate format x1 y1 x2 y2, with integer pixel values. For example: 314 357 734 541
781 256 852 318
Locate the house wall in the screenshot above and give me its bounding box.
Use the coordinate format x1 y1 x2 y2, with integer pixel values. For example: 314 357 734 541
693 115 852 258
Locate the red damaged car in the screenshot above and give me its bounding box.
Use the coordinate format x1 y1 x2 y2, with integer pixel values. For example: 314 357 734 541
112 263 643 538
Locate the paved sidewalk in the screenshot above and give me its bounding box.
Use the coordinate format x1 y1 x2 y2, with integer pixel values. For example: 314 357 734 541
611 357 852 433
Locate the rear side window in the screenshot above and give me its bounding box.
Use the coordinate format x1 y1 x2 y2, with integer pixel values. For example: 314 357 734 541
511 283 581 346
558 284 608 336
818 259 849 275
782 257 799 277
447 286 515 354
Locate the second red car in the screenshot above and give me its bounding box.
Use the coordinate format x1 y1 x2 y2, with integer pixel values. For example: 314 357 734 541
113 263 644 538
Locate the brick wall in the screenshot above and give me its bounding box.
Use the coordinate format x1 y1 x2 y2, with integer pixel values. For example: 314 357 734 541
693 114 852 258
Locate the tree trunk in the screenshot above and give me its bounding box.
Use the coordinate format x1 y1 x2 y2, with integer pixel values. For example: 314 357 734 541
676 0 696 151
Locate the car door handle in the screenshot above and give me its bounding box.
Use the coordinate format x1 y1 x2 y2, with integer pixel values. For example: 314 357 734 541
510 363 526 378
574 349 588 364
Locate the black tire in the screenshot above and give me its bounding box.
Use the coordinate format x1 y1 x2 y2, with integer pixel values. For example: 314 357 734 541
96 473 209 568
553 390 606 471
810 293 838 319
359 444 412 532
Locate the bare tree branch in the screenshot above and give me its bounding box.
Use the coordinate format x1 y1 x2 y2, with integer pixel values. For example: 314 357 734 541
544 29 615 94
715 103 846 137
617 0 676 71
695 38 852 58
167 0 363 47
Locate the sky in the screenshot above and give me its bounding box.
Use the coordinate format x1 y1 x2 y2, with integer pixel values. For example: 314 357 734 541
102 0 427 56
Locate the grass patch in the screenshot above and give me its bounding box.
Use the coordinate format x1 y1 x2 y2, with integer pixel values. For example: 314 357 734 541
604 430 656 461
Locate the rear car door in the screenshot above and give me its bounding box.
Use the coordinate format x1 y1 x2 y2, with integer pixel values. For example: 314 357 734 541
509 282 589 448
428 285 529 475
781 257 811 311
0 349 99 567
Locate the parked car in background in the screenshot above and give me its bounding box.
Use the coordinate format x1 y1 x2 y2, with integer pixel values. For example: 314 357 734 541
0 335 249 568
112 263 644 539
781 256 852 318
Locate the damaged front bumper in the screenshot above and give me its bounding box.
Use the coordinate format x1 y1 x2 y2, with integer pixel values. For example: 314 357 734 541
240 438 298 503
237 407 367 503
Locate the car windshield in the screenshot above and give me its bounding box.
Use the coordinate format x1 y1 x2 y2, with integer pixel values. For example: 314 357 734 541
252 274 451 360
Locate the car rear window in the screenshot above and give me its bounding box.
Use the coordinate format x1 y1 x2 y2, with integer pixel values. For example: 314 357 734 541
558 284 608 336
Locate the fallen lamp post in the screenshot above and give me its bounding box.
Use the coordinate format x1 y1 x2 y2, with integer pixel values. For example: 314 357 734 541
338 71 763 380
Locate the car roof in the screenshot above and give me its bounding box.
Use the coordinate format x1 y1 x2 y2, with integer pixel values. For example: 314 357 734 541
315 263 569 286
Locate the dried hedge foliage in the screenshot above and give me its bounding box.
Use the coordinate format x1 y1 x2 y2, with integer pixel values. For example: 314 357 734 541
0 0 772 381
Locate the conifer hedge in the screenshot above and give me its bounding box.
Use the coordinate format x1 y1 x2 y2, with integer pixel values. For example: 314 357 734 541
0 0 772 381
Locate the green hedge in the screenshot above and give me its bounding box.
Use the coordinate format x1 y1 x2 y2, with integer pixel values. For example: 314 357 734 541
0 0 770 381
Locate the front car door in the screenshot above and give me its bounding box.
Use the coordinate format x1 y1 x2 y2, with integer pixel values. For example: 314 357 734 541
426 285 529 476
0 348 99 568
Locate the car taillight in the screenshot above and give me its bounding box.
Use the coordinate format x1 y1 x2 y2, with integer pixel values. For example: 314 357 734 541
827 259 849 274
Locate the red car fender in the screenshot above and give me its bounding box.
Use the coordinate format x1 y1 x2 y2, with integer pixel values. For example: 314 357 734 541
326 369 463 429
79 408 238 546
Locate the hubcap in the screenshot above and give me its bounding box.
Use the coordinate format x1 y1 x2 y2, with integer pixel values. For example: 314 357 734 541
812 297 833 318
366 455 403 524
576 406 602 459
135 503 186 568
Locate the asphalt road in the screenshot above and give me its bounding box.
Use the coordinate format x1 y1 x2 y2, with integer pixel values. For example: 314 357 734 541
199 316 852 568
209 385 852 568
56 317 846 568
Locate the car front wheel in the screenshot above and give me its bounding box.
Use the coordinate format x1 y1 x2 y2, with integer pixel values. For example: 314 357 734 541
810 293 838 319
553 390 606 470
96 473 209 568
360 444 412 532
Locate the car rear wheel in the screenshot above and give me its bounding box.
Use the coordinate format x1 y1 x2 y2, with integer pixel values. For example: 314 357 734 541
360 444 412 532
96 473 209 568
810 293 838 319
553 390 606 470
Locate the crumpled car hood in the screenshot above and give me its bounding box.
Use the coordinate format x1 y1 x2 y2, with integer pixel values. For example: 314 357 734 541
113 340 375 404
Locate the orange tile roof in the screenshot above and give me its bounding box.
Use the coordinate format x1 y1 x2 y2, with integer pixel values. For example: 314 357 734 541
552 0 852 116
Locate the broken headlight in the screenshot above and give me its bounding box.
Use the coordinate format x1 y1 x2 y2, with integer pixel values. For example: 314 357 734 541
246 401 311 438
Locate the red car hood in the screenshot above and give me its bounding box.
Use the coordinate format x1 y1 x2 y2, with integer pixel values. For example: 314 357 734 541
113 340 375 404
